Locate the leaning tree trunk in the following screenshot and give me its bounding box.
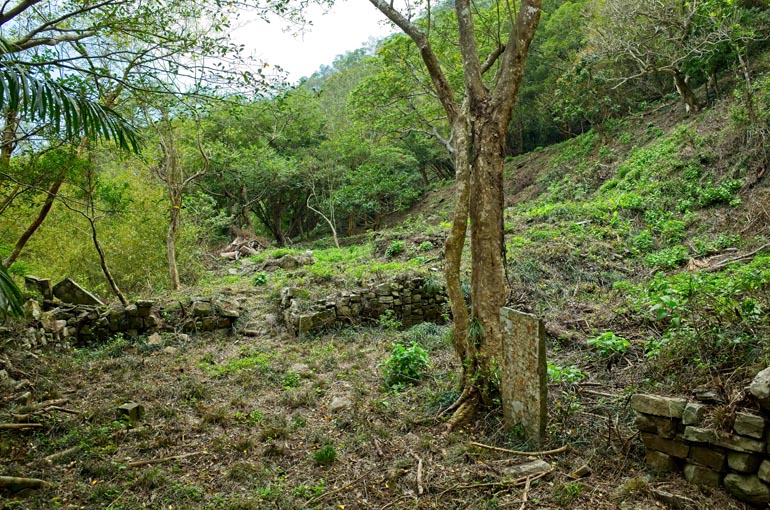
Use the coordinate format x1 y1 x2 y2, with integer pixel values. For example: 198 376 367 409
673 69 701 114
88 216 127 306
4 173 66 268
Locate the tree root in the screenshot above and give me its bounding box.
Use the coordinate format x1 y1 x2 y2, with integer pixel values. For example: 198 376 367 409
444 394 479 432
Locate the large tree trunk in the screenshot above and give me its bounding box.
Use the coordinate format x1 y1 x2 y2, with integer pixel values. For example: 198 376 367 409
468 114 507 402
4 173 65 268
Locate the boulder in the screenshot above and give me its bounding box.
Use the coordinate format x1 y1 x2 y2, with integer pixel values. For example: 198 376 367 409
724 474 770 505
748 367 770 411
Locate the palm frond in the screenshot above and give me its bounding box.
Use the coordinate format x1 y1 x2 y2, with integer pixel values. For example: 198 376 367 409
0 264 23 320
0 64 139 152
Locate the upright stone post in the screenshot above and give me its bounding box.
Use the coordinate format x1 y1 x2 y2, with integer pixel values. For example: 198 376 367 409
500 307 547 447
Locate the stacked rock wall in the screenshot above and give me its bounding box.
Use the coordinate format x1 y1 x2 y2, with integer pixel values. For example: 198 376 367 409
632 381 770 505
16 298 240 349
281 275 448 335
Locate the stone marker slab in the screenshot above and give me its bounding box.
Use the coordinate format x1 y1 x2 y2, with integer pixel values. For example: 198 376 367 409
52 278 104 306
500 307 547 447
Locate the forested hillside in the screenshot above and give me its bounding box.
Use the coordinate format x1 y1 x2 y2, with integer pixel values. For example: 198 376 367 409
2 0 770 508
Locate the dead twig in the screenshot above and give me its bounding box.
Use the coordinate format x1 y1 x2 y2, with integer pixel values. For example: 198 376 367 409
468 442 569 457
519 476 532 510
125 451 206 468
46 405 79 414
378 495 411 510
701 243 770 272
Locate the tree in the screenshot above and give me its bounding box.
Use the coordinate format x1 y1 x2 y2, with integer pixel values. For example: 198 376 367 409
367 0 543 426
587 0 766 114
150 112 210 291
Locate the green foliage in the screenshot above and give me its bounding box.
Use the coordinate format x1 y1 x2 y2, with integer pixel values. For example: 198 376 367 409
625 253 770 379
200 348 272 378
313 446 337 466
252 272 269 286
294 480 326 499
587 331 630 357
0 264 23 320
234 410 264 425
0 63 139 151
382 341 430 389
378 309 402 331
385 240 406 258
547 363 586 384
418 241 434 252
645 245 689 269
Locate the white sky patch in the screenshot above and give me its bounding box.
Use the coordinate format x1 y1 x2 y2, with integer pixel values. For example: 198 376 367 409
233 1 395 83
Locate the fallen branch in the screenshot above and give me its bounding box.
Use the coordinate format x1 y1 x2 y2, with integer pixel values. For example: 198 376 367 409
125 451 206 468
44 445 82 464
0 476 49 489
0 423 44 430
468 442 568 457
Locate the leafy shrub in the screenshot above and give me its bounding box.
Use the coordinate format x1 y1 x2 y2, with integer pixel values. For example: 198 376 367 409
547 363 586 384
645 245 689 269
252 272 268 286
587 331 630 357
418 241 434 252
378 309 402 330
313 445 336 466
385 240 406 258
658 220 686 244
632 229 654 252
382 341 430 389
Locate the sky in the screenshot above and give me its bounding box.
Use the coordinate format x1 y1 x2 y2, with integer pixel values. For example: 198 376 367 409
233 2 396 83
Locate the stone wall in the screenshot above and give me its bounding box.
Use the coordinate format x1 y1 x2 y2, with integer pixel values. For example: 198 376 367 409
632 368 770 505
16 297 241 350
281 275 448 335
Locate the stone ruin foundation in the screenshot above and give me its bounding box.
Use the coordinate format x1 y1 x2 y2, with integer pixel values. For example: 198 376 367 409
632 366 770 505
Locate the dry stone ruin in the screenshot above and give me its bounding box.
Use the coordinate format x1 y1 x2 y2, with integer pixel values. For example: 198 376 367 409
280 274 448 335
633 366 770 505
14 275 241 350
